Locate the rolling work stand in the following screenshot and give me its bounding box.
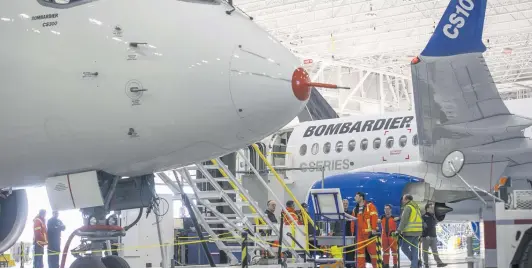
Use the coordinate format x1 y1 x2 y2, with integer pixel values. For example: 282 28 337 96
309 188 356 268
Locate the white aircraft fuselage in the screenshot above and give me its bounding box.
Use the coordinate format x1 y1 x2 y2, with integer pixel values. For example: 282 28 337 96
0 0 307 189
278 99 532 203
282 112 419 202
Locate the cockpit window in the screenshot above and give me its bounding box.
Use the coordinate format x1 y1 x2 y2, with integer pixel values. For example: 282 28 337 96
37 0 98 8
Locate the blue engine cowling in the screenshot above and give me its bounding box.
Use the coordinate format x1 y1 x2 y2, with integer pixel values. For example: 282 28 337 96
305 171 422 219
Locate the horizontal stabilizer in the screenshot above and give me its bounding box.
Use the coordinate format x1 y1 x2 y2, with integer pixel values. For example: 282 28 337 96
421 0 487 57
469 138 532 155
442 114 532 136
505 163 532 177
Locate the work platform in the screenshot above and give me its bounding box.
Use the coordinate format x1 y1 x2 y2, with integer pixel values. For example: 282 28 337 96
157 145 314 267
149 144 532 268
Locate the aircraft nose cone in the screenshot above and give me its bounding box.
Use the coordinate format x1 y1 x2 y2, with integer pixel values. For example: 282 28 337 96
291 67 312 101
228 44 307 136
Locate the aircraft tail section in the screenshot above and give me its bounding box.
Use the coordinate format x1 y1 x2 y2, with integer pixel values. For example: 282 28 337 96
421 0 487 57
411 0 532 165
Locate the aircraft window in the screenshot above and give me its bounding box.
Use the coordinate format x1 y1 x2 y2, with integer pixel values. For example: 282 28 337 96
386 136 394 149
360 139 368 151
413 134 419 146
37 0 99 8
335 141 343 153
299 144 307 156
348 140 356 152
399 135 408 147
311 143 319 155
373 138 381 150
323 142 331 154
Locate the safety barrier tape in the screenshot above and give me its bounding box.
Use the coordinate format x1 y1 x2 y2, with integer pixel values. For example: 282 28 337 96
18 231 379 259
16 232 479 259
398 234 480 255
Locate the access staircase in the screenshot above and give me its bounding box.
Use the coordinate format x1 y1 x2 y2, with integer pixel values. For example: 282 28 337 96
156 150 306 265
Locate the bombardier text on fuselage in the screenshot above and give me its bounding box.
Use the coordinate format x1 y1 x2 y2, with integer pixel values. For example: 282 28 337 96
303 116 414 137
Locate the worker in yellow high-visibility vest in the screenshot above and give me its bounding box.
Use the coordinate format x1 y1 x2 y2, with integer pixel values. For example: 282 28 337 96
395 194 423 268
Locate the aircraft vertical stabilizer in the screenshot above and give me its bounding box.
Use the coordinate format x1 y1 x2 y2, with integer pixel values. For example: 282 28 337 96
421 0 487 57
411 0 532 165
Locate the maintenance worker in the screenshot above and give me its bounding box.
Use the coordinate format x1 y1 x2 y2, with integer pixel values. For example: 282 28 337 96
33 209 48 268
332 199 350 236
378 204 400 268
281 200 301 259
283 200 302 225
262 200 278 258
296 203 305 224
422 203 447 268
261 200 277 237
395 194 423 268
331 199 355 267
342 199 355 268
350 192 379 268
47 211 66 268
265 200 278 224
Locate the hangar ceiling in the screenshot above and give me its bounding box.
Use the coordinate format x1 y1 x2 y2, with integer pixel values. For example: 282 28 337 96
234 0 532 116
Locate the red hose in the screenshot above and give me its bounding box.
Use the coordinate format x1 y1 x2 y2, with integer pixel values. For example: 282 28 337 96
60 225 124 268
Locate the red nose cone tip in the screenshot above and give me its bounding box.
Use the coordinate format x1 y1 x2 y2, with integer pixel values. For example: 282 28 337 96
291 67 312 101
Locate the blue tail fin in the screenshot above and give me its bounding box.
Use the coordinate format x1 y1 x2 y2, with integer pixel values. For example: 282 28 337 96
421 0 487 57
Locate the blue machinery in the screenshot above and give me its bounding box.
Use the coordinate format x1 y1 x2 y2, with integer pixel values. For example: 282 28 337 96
309 188 356 267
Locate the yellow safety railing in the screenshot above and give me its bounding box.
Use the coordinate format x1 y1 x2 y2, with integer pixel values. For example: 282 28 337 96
303 211 309 253
211 159 265 226
252 144 315 228
268 152 291 155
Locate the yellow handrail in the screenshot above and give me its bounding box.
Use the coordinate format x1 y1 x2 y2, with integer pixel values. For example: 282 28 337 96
251 144 315 227
303 212 309 252
268 152 291 155
211 159 265 226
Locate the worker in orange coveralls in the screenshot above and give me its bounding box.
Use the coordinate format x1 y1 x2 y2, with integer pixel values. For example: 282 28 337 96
283 200 302 225
379 204 400 268
33 209 48 268
350 192 378 268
